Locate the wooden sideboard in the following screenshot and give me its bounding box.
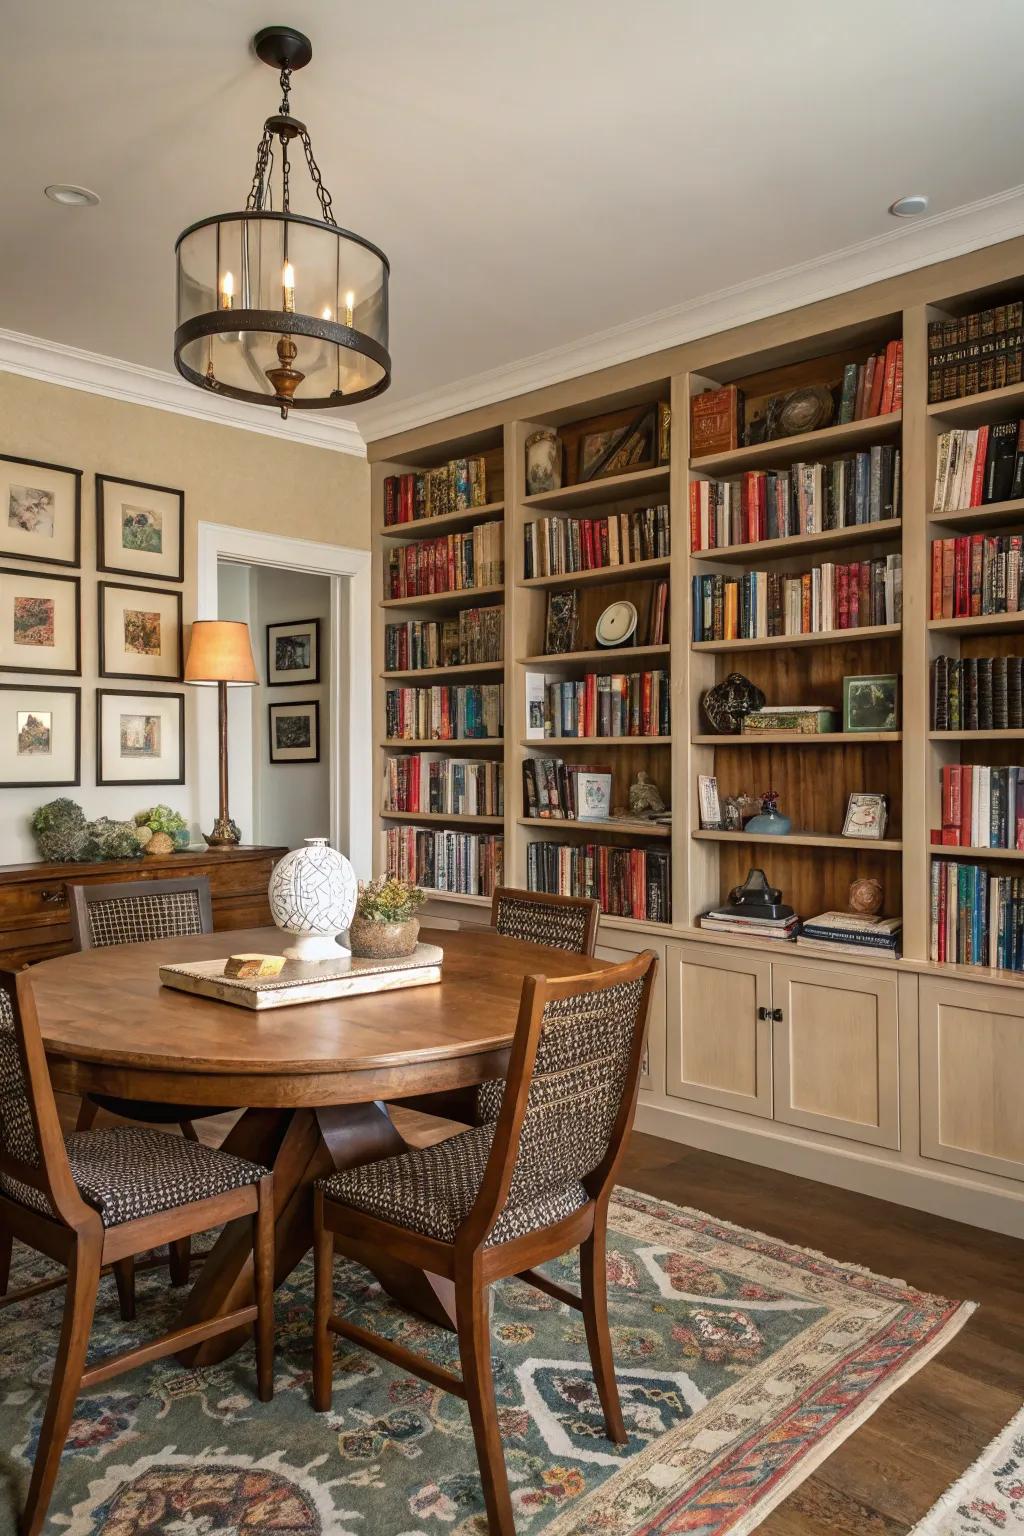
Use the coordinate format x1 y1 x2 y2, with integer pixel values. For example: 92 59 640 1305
0 845 287 974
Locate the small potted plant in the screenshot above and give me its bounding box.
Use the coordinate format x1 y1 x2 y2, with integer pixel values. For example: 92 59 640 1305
348 876 426 960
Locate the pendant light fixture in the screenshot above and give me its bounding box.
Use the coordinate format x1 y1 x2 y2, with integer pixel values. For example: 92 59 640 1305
174 25 390 418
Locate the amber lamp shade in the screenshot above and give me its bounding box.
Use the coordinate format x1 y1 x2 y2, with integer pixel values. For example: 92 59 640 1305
185 620 258 847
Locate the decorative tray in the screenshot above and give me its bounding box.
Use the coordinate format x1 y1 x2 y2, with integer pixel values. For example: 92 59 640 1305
159 943 444 1010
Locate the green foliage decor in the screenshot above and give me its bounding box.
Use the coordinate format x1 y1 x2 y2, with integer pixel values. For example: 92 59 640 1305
30 799 143 863
354 876 426 924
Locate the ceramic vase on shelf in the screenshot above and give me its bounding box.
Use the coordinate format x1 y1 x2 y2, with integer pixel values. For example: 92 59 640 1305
744 789 792 836
268 837 358 962
525 428 561 495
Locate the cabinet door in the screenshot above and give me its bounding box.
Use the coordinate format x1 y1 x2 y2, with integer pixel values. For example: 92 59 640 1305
596 937 666 1093
919 977 1024 1181
771 959 900 1149
666 942 772 1117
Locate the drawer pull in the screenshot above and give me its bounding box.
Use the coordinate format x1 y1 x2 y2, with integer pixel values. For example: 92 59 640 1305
39 888 66 905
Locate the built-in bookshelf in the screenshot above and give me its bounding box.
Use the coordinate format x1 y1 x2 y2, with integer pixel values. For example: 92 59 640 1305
367 250 1024 979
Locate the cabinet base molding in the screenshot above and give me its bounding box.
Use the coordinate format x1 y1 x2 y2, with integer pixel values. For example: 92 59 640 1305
634 1100 1024 1241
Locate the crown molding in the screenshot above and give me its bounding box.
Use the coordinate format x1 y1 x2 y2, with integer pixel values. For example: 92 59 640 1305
361 182 1024 443
0 327 366 457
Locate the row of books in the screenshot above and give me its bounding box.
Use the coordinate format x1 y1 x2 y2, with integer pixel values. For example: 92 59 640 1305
931 655 1024 732
837 341 903 422
384 684 503 742
525 670 670 739
935 765 1024 851
384 522 504 599
523 504 669 578
691 556 902 642
384 606 504 673
383 456 492 525
527 842 671 923
385 827 503 898
689 449 900 550
930 535 1024 619
932 424 1024 511
928 302 1024 404
523 757 616 822
383 755 504 818
930 859 1024 971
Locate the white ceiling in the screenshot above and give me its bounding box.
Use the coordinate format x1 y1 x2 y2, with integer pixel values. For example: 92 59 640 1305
4 0 1024 442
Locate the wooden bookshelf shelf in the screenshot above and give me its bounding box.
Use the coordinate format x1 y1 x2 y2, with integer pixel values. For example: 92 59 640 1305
520 736 672 748
518 645 671 667
419 890 492 908
692 829 903 852
692 731 901 746
382 661 505 684
380 584 504 612
689 412 901 477
928 497 1024 530
927 612 1024 637
927 380 1024 427
380 738 505 750
690 518 901 565
380 810 505 827
929 729 1024 741
378 500 505 539
517 816 671 838
522 465 670 512
520 556 670 591
692 624 900 652
929 844 1024 861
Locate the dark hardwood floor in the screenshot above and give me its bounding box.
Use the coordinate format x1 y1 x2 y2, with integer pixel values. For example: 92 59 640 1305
51 1096 1023 1535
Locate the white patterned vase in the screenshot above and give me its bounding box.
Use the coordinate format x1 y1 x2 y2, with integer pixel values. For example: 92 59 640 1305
268 838 358 962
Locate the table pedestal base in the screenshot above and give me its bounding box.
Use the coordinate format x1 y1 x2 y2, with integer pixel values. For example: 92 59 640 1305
176 1101 456 1366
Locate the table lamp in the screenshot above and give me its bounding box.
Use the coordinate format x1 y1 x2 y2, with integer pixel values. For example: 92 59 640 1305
185 619 258 848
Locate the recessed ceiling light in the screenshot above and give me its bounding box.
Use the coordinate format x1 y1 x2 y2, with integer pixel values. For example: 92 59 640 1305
44 184 100 207
889 194 929 218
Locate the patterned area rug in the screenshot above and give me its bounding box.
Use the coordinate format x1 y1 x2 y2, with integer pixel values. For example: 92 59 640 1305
0 1189 973 1536
910 1403 1024 1534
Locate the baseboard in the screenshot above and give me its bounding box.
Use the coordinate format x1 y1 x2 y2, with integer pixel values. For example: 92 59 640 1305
634 1101 1024 1240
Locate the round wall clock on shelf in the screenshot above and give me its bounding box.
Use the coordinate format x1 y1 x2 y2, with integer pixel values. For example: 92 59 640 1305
595 599 637 648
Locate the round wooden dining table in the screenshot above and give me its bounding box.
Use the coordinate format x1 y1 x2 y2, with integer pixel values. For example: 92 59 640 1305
29 924 611 1364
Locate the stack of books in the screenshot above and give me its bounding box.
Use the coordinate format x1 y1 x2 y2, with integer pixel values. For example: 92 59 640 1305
932 423 1024 511
384 607 504 673
932 655 1024 731
930 535 1024 619
383 456 491 524
384 755 503 817
527 843 670 923
385 521 503 598
692 555 902 642
525 670 670 739
523 503 669 577
928 303 1024 404
795 911 902 959
930 859 1024 969
934 764 1024 850
689 449 900 551
699 908 798 942
386 827 503 897
384 684 503 741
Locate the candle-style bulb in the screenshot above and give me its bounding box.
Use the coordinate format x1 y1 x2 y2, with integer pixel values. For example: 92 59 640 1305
344 290 355 327
321 305 332 321
220 270 235 309
282 261 296 314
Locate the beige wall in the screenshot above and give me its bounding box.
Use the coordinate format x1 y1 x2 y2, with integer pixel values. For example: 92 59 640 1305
0 370 369 861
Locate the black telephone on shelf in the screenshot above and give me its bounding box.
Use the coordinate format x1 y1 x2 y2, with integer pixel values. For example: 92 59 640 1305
709 868 795 923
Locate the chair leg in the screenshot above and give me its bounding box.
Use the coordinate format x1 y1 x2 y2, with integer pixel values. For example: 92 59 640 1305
180 1120 199 1143
112 1257 136 1322
455 1270 515 1536
0 1225 11 1297
253 1175 275 1403
21 1233 101 1536
75 1096 100 1133
312 1196 335 1413
580 1209 626 1445
168 1238 191 1287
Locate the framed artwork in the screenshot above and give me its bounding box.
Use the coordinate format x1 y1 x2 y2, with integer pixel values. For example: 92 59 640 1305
98 580 183 681
0 567 81 675
266 618 321 686
0 454 82 568
842 791 889 840
578 405 657 483
96 474 184 583
96 688 185 786
269 699 320 763
0 683 80 788
698 773 723 829
843 673 899 732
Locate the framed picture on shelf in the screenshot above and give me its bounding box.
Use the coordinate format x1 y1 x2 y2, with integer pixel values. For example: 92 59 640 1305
578 404 657 483
96 474 185 583
266 618 321 686
0 683 80 788
698 773 723 830
269 699 320 763
96 688 185 786
842 792 889 840
98 580 184 681
0 454 82 568
575 770 611 821
544 590 578 655
843 674 899 733
0 567 81 675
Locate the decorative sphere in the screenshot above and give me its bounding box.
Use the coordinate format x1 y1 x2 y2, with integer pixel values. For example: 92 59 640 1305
848 877 883 915
268 838 358 962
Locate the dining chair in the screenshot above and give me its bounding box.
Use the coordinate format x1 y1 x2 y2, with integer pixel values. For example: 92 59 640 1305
68 875 229 1301
0 971 275 1536
313 949 656 1536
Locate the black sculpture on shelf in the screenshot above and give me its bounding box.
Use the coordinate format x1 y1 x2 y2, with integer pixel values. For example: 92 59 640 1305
702 673 766 734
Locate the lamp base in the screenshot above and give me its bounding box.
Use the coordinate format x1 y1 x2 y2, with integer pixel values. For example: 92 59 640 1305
204 815 242 849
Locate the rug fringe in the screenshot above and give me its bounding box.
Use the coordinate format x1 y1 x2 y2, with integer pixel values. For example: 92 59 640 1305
906 1399 1024 1535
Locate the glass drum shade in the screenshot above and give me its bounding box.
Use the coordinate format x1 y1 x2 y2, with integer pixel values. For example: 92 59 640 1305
174 211 390 410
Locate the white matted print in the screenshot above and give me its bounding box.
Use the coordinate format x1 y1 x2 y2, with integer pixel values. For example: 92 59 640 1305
0 455 82 567
96 474 184 583
98 581 183 681
269 699 320 762
96 688 185 785
0 683 80 787
266 618 320 686
0 567 81 674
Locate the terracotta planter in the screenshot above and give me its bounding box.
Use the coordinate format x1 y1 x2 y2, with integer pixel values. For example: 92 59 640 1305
348 914 420 960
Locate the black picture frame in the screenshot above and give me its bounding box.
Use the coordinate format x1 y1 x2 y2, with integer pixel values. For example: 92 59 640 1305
268 698 321 763
0 453 82 568
0 682 81 788
97 580 184 682
96 688 186 786
95 473 185 583
0 566 82 676
266 617 321 686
